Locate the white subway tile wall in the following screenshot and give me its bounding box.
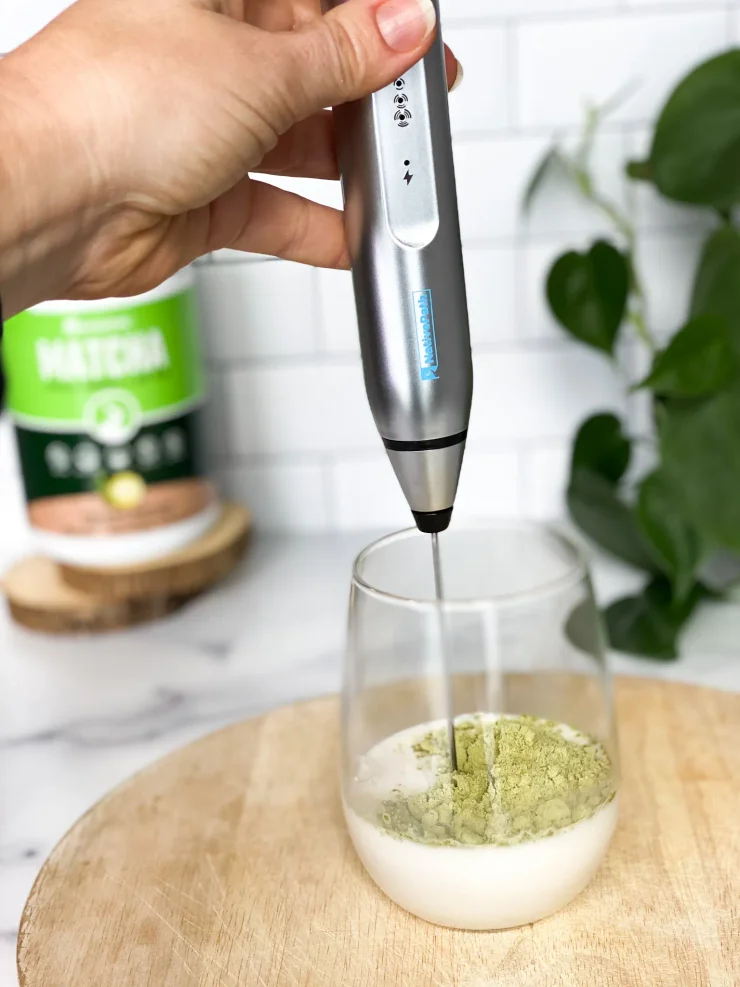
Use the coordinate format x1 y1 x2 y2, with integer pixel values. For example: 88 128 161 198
464 247 520 345
442 26 509 134
519 444 572 521
218 461 331 532
197 259 319 361
635 233 710 341
315 269 360 355
517 10 728 129
1 0 735 534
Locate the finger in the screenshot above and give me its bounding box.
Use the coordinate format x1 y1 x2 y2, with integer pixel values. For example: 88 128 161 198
277 0 440 120
444 43 463 91
257 112 339 179
240 0 320 31
219 180 349 268
254 45 462 180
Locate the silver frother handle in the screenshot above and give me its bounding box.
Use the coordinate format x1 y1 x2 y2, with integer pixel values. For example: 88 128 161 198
329 1 473 533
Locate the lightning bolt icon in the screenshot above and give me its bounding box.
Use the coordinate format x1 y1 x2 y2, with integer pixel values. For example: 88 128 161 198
403 170 413 185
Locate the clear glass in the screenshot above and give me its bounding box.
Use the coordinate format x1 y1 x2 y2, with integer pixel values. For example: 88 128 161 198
342 521 620 931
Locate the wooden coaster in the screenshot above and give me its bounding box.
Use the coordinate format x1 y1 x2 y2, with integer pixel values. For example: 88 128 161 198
1 556 194 634
2 502 251 633
16 678 740 986
59 501 251 601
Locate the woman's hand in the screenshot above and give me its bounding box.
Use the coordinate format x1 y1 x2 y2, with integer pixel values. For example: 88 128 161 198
0 0 461 316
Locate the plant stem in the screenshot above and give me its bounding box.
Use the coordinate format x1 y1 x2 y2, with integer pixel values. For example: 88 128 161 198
558 100 658 354
567 161 657 354
627 308 654 352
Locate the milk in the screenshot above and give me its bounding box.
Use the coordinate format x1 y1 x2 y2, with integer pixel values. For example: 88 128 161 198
344 718 619 930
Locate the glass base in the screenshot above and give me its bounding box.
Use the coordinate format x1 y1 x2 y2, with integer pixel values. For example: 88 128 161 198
344 796 619 930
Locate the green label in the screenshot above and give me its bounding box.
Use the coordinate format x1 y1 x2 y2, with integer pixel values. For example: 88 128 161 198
14 410 208 502
3 288 206 441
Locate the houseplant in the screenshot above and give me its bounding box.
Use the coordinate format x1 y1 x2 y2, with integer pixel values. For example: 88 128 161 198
527 50 740 659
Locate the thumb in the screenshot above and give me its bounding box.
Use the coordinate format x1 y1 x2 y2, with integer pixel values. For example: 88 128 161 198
281 0 438 119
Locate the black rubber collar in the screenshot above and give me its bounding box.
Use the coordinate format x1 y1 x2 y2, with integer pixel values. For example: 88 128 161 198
383 429 467 453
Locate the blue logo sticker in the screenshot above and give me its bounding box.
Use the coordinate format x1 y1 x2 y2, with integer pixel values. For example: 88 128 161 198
413 289 439 381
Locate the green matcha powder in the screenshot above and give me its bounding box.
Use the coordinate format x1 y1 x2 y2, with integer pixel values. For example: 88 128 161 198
378 715 616 848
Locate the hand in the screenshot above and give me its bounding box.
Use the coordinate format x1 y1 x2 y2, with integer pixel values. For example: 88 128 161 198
0 0 461 316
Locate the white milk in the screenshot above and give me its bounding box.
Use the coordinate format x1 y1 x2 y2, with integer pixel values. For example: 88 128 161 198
344 719 619 930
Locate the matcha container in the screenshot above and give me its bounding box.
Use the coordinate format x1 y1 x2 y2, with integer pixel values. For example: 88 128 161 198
2 269 220 567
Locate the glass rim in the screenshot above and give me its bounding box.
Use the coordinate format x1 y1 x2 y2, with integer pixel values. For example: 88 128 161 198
351 519 590 611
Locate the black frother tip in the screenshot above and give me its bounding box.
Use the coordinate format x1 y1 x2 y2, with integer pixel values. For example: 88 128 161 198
412 507 453 534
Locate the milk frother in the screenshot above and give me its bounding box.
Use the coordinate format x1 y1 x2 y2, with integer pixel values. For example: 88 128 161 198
329 0 474 535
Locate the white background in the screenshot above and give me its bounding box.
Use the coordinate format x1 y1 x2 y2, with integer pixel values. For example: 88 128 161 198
0 0 737 542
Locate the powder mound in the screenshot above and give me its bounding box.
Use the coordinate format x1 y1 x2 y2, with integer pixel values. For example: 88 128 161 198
379 715 616 847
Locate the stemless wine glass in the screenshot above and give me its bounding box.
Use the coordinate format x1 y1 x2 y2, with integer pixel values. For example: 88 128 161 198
342 521 619 931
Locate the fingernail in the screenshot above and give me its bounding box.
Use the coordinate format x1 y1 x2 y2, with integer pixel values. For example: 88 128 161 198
376 0 436 52
451 59 464 91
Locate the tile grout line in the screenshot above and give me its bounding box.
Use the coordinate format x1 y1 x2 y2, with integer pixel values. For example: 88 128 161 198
208 300 708 372
220 438 580 470
207 225 710 282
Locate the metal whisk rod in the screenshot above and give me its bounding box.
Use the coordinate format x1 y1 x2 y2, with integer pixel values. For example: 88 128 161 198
431 532 457 771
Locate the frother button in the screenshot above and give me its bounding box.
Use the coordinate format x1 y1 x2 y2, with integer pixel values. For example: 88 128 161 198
376 62 439 248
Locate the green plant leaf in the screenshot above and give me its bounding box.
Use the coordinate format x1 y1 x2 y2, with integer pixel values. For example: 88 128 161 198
690 227 740 344
604 577 705 659
564 599 605 659
625 159 653 182
637 470 702 602
660 380 740 553
522 146 566 214
649 50 740 208
571 413 631 484
547 241 629 354
647 576 708 627
637 314 735 397
567 467 657 572
605 591 678 659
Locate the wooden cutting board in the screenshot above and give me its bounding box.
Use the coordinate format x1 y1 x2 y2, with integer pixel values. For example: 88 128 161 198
17 678 740 987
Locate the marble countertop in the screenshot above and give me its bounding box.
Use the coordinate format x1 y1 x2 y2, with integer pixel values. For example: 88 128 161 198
2 531 740 986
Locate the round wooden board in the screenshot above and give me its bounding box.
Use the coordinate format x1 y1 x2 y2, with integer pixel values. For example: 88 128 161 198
18 678 740 987
59 501 251 600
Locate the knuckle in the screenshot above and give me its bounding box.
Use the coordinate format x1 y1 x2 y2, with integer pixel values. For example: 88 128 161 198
321 17 368 94
279 199 312 260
